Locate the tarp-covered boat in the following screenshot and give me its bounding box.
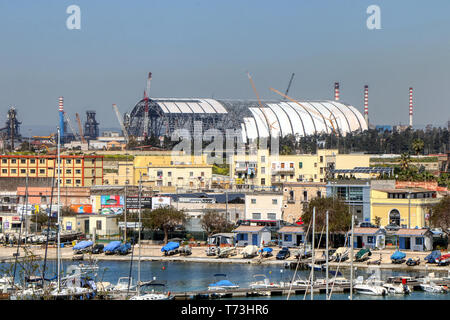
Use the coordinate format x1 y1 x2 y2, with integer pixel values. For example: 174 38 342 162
161 242 180 255
424 250 441 264
406 257 420 266
117 243 131 255
355 248 371 262
259 247 273 257
73 240 93 251
103 241 122 255
208 280 239 290
391 250 406 264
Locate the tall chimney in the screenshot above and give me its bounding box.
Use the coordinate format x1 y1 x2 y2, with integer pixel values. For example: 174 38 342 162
364 85 369 127
334 82 340 101
409 87 413 127
59 96 65 141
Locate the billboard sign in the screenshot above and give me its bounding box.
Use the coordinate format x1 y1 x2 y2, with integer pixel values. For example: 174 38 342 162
100 195 124 214
126 196 152 209
152 196 171 209
70 204 93 214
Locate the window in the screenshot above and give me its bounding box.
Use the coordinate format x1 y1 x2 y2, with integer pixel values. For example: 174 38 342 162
261 156 265 163
190 172 193 177
251 199 256 204
299 162 303 169
261 167 265 174
66 179 72 184
317 191 322 198
40 169 45 174
415 237 423 245
261 178 265 185
20 159 26 164
114 180 119 184
104 179 109 185
284 234 292 242
267 213 277 220
1 169 7 174
320 167 323 174
314 163 317 168
367 236 375 244
75 179 81 184
389 209 401 226
303 191 308 201
252 213 261 220
76 169 81 174
11 169 16 174
281 163 285 169
66 159 72 164
66 169 72 174
168 171 172 177
238 233 248 241
39 159 45 164
290 163 294 168
76 159 81 164
272 199 278 205
20 169 26 174
1 159 6 164
157 170 163 177
30 159 35 164
201 171 204 177
168 182 172 187
30 169 35 174
96 220 102 230
320 156 323 163
11 159 16 164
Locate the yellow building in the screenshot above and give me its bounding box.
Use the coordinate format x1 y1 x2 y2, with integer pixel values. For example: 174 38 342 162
370 188 440 229
230 149 370 188
0 155 103 187
133 154 212 191
103 161 134 186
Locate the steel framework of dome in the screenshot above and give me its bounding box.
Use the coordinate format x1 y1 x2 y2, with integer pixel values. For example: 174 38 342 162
126 97 368 142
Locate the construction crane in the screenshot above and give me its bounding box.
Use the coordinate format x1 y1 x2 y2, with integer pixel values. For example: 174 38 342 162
283 73 295 101
143 72 152 138
270 87 338 135
63 112 80 141
247 72 277 137
75 113 87 144
112 104 129 145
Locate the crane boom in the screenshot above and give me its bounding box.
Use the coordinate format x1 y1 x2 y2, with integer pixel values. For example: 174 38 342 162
112 104 129 144
247 72 276 136
143 72 152 138
270 87 337 134
283 73 295 100
75 113 87 144
64 112 80 140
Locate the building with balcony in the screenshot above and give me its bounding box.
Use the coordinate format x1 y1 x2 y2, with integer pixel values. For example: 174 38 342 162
244 192 283 226
282 182 326 224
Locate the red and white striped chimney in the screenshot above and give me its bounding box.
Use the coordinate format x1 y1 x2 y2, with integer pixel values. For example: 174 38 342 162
334 82 340 101
364 85 369 126
409 87 413 127
58 96 64 112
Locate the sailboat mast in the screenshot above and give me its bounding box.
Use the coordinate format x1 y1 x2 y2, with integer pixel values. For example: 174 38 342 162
326 210 329 299
350 213 354 300
311 207 315 300
57 126 61 292
138 172 142 296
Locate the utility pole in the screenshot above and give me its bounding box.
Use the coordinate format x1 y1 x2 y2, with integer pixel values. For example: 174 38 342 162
311 207 315 300
137 172 142 296
408 190 411 229
57 126 61 293
350 213 354 300
325 210 329 299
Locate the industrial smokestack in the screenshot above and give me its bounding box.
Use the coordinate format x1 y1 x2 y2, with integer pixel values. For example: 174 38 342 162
334 82 340 101
58 96 64 141
409 87 413 127
364 85 369 127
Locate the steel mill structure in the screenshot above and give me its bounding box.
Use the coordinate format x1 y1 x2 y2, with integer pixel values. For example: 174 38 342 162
125 97 368 142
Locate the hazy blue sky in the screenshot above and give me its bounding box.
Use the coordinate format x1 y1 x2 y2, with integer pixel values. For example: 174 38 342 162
0 0 449 135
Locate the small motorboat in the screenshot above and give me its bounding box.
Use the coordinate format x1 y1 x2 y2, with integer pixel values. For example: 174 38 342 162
72 240 93 254
241 245 259 259
383 283 411 294
249 274 280 289
161 242 180 256
390 250 406 264
205 246 217 256
112 277 136 293
435 253 450 266
179 245 192 256
208 274 239 291
217 246 237 258
117 243 131 255
103 241 122 255
332 247 349 262
354 248 371 262
354 276 387 296
420 283 448 293
406 257 420 266
129 293 174 300
424 250 441 264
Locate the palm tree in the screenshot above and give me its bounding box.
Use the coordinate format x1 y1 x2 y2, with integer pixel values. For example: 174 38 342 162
412 139 424 155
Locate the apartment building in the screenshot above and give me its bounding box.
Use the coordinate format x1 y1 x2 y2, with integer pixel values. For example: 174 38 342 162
0 155 103 187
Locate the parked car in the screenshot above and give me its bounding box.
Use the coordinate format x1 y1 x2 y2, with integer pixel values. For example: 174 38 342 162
359 222 376 228
91 244 104 254
384 223 400 231
276 247 291 260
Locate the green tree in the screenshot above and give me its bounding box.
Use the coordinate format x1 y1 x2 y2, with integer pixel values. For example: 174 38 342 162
143 206 188 244
412 138 424 155
373 216 381 228
429 196 450 241
301 197 351 247
200 210 235 236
